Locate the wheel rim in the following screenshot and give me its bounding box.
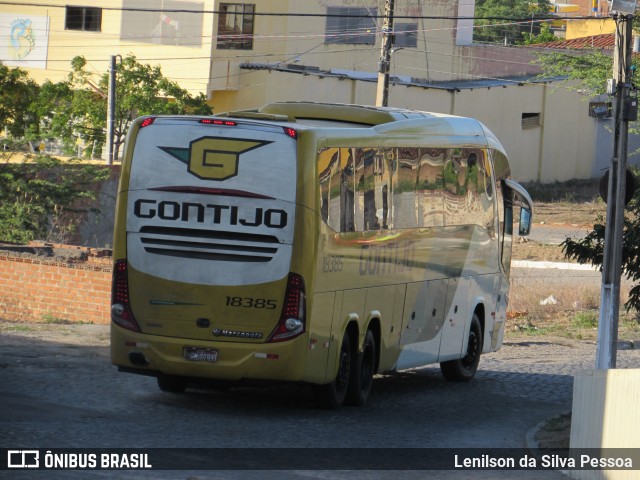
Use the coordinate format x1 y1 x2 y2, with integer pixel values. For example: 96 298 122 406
336 341 350 391
360 339 375 393
461 328 480 370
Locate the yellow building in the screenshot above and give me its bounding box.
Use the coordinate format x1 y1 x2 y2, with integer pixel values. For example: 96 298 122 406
566 18 615 39
0 1 629 182
2 1 542 105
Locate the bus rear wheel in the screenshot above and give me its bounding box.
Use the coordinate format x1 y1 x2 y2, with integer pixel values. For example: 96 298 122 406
440 314 482 382
345 329 376 406
314 331 352 409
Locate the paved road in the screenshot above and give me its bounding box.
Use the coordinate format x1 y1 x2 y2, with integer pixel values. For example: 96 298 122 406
2 319 639 480
526 223 593 246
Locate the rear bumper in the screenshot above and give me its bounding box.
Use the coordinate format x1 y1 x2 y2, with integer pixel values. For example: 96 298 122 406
110 323 309 382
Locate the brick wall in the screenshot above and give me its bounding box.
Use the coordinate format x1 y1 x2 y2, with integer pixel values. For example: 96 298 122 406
0 253 111 324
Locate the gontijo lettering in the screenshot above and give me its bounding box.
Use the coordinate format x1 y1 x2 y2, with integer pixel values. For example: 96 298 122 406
359 241 415 276
133 199 288 228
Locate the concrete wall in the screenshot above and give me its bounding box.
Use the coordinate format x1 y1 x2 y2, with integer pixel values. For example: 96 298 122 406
569 369 640 480
214 68 610 183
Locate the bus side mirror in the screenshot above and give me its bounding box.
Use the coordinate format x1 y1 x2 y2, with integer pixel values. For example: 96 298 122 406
503 179 533 237
519 207 532 236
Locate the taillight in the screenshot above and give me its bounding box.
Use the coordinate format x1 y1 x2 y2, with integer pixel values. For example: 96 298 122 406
268 273 306 342
200 118 237 126
139 117 155 128
111 260 140 332
283 127 297 139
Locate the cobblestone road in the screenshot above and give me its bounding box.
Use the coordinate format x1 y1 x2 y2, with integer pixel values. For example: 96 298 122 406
1 319 639 480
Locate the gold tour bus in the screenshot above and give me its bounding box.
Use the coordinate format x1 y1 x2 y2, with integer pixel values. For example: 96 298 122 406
110 102 533 408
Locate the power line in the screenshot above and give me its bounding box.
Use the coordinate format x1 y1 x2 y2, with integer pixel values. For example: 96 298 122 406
0 3 593 96
0 1 599 21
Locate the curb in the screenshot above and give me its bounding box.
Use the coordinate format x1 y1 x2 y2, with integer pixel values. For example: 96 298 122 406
525 410 572 451
513 260 598 271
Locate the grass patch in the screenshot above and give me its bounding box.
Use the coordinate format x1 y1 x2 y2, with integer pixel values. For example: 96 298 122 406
571 311 598 329
1 324 36 333
40 312 93 325
41 312 72 324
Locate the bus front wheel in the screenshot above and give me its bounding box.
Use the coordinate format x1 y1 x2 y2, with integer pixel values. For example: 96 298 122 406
314 331 352 409
440 314 482 382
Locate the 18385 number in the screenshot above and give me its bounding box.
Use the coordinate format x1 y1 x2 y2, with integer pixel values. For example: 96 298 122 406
225 297 277 309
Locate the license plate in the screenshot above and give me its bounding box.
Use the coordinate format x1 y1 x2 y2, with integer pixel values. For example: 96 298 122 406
183 347 218 363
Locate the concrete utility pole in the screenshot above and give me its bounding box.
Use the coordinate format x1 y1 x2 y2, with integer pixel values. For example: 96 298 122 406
106 55 117 165
375 0 395 107
596 12 635 369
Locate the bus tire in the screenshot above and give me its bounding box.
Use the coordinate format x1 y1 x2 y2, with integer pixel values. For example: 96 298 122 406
345 329 376 406
440 314 482 382
157 374 188 393
313 331 352 409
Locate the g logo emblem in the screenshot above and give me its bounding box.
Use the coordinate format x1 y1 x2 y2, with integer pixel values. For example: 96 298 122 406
160 136 271 181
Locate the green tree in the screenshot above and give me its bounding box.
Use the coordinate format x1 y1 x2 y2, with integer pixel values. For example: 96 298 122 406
0 148 111 243
534 50 615 96
534 31 640 311
521 22 557 45
561 181 640 312
0 64 39 137
474 0 552 45
37 55 212 158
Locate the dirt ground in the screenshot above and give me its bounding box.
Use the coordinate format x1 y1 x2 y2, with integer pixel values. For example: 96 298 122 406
512 199 602 449
512 199 604 262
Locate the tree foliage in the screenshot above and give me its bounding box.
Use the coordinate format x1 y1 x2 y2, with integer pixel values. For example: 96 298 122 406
474 0 552 45
0 64 39 137
34 54 212 158
521 23 557 45
0 147 111 244
562 180 640 312
536 36 640 312
79 55 212 158
0 57 212 244
534 50 617 96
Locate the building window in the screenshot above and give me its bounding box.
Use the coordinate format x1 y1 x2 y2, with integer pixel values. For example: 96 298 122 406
521 112 541 129
325 7 376 45
65 6 102 32
394 23 418 48
217 4 255 50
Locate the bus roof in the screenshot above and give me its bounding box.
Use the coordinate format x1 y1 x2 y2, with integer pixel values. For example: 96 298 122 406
223 101 452 126
219 101 493 141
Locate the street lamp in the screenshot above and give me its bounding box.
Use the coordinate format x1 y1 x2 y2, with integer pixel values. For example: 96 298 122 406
609 0 637 14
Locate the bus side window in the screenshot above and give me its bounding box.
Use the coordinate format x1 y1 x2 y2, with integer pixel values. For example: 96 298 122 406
418 148 444 227
445 148 480 227
362 149 379 231
319 152 331 225
393 147 419 229
340 148 355 232
378 148 393 229
324 149 342 232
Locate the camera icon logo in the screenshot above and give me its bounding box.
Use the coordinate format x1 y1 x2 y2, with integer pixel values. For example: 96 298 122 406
7 450 40 468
